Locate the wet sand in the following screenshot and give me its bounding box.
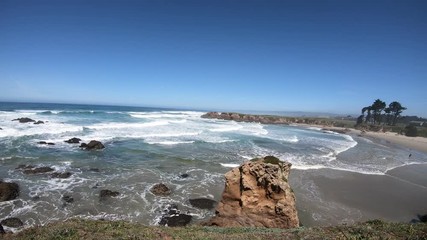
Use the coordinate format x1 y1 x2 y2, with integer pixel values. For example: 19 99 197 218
289 164 427 227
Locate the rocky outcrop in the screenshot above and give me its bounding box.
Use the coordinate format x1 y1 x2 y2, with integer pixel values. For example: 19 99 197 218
159 204 192 227
0 181 19 202
34 120 44 125
150 183 171 196
65 138 81 144
80 140 105 150
189 198 217 210
1 218 24 228
201 112 343 127
12 118 36 123
22 166 54 175
204 156 299 228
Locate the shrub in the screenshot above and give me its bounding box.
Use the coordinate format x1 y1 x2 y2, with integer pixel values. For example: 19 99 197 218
404 125 418 137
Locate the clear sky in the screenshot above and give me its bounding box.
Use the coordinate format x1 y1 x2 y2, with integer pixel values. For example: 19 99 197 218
0 0 426 116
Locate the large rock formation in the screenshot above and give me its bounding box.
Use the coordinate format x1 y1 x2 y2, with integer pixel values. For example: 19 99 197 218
204 156 299 228
0 181 19 202
80 140 105 150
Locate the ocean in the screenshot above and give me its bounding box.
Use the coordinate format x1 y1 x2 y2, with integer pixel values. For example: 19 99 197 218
1 102 426 229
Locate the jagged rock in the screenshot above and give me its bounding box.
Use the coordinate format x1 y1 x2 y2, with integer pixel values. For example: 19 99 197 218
62 195 74 203
23 166 54 175
189 198 217 210
80 140 105 150
159 204 192 227
0 224 5 234
12 117 35 123
50 172 72 178
150 183 171 196
64 137 81 144
1 217 23 228
16 165 34 170
204 156 299 228
34 121 44 125
99 189 119 200
0 181 19 202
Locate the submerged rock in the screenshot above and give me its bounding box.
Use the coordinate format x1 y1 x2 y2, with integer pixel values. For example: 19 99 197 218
150 183 171 196
159 204 192 227
38 141 55 145
80 140 105 150
180 173 189 178
1 217 24 228
23 166 54 175
62 195 74 203
204 156 299 228
64 137 82 144
50 172 72 179
0 181 19 202
34 120 44 125
99 189 119 201
12 117 35 123
189 198 217 210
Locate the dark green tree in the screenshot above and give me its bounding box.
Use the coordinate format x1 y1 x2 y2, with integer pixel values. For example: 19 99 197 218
362 106 372 124
388 101 407 126
371 99 386 125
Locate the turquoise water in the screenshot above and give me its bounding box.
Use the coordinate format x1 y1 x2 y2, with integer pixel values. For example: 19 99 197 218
1 102 426 229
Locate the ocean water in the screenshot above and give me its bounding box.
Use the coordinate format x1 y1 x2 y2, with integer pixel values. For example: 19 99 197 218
1 102 426 229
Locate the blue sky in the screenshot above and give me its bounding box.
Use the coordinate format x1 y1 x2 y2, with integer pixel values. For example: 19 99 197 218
0 0 426 116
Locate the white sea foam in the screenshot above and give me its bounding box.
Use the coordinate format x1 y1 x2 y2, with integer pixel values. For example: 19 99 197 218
146 140 195 145
220 163 240 168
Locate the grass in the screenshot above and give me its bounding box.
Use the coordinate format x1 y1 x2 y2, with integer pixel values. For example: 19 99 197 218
2 219 427 240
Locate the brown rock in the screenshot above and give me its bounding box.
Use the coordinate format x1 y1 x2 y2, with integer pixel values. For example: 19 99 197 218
150 183 171 196
204 156 299 228
0 181 19 202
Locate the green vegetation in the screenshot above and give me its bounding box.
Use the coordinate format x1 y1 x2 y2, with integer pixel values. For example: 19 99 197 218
405 125 418 137
2 219 426 240
263 156 281 165
359 99 407 126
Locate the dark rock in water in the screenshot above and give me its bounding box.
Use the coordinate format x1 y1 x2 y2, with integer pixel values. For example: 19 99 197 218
159 204 192 227
32 196 40 201
180 173 189 178
51 172 72 179
0 224 5 234
189 198 217 210
79 143 88 148
150 183 171 196
34 120 44 125
0 181 19 202
82 140 105 150
23 166 54 175
1 217 24 228
64 137 81 144
38 141 55 145
12 117 35 123
99 189 119 200
0 128 2 130
62 195 74 203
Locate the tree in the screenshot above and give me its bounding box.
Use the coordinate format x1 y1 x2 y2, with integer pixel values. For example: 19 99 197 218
362 106 372 124
388 101 407 126
370 99 386 125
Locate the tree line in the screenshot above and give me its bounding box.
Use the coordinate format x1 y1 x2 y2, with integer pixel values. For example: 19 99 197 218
357 99 406 126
